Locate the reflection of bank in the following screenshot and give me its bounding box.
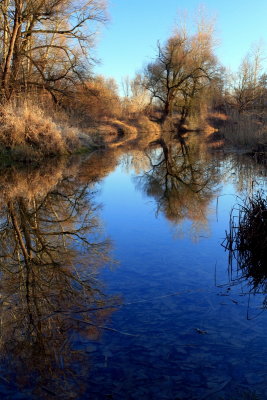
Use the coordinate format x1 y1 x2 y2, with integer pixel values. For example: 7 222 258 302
135 136 221 239
0 159 118 398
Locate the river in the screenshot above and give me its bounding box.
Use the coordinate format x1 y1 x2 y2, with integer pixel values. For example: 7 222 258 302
0 134 266 399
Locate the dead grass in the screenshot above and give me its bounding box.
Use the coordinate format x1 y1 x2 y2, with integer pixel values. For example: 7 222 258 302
0 102 80 161
91 118 138 149
130 115 160 134
219 109 267 150
1 103 162 157
104 118 138 137
126 116 161 147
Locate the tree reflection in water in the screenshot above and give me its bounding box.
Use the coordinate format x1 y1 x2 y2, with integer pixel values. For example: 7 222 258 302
135 136 221 239
0 159 117 398
1 139 264 397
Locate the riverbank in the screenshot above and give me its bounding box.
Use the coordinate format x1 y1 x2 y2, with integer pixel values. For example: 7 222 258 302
0 101 162 164
0 102 83 163
0 101 266 165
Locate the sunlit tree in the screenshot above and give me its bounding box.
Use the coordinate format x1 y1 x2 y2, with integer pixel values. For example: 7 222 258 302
143 18 218 123
0 0 107 100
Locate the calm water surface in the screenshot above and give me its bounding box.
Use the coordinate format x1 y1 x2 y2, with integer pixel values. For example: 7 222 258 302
0 135 266 399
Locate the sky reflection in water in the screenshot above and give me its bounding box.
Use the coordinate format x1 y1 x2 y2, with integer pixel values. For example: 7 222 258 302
0 135 266 399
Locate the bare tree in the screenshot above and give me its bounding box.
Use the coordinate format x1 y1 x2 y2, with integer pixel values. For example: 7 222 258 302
0 0 107 100
143 20 218 123
227 44 266 113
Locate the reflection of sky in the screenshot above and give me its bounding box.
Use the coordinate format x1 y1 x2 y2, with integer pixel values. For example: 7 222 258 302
98 150 266 304
98 157 227 294
1 147 266 398
99 166 168 248
95 0 267 87
89 150 267 399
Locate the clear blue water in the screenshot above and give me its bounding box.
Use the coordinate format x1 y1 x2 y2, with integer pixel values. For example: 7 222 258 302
0 136 266 399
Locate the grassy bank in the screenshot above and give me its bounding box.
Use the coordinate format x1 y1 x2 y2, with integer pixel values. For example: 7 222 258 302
1 100 266 165
0 100 162 163
0 102 83 162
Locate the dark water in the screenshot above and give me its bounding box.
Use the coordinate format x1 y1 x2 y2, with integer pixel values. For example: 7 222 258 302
0 135 266 399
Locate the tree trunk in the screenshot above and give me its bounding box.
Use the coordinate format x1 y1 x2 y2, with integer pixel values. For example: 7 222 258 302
1 0 22 98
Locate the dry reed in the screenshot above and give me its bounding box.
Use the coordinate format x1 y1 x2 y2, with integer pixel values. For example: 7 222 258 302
222 191 267 290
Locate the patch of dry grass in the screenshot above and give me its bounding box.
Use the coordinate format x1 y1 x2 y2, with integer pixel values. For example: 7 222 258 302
130 115 160 134
0 102 80 161
93 118 138 148
105 119 138 137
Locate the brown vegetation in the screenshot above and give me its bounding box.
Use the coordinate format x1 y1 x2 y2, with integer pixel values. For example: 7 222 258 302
219 109 267 150
0 102 80 160
0 3 266 161
142 15 219 125
0 0 107 100
220 48 267 153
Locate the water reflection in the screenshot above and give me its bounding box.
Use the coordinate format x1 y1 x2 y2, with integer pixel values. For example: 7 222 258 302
0 159 117 398
134 136 221 238
222 153 267 195
0 138 266 399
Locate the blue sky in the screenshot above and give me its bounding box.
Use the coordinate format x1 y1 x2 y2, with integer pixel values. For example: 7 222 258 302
94 0 267 86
